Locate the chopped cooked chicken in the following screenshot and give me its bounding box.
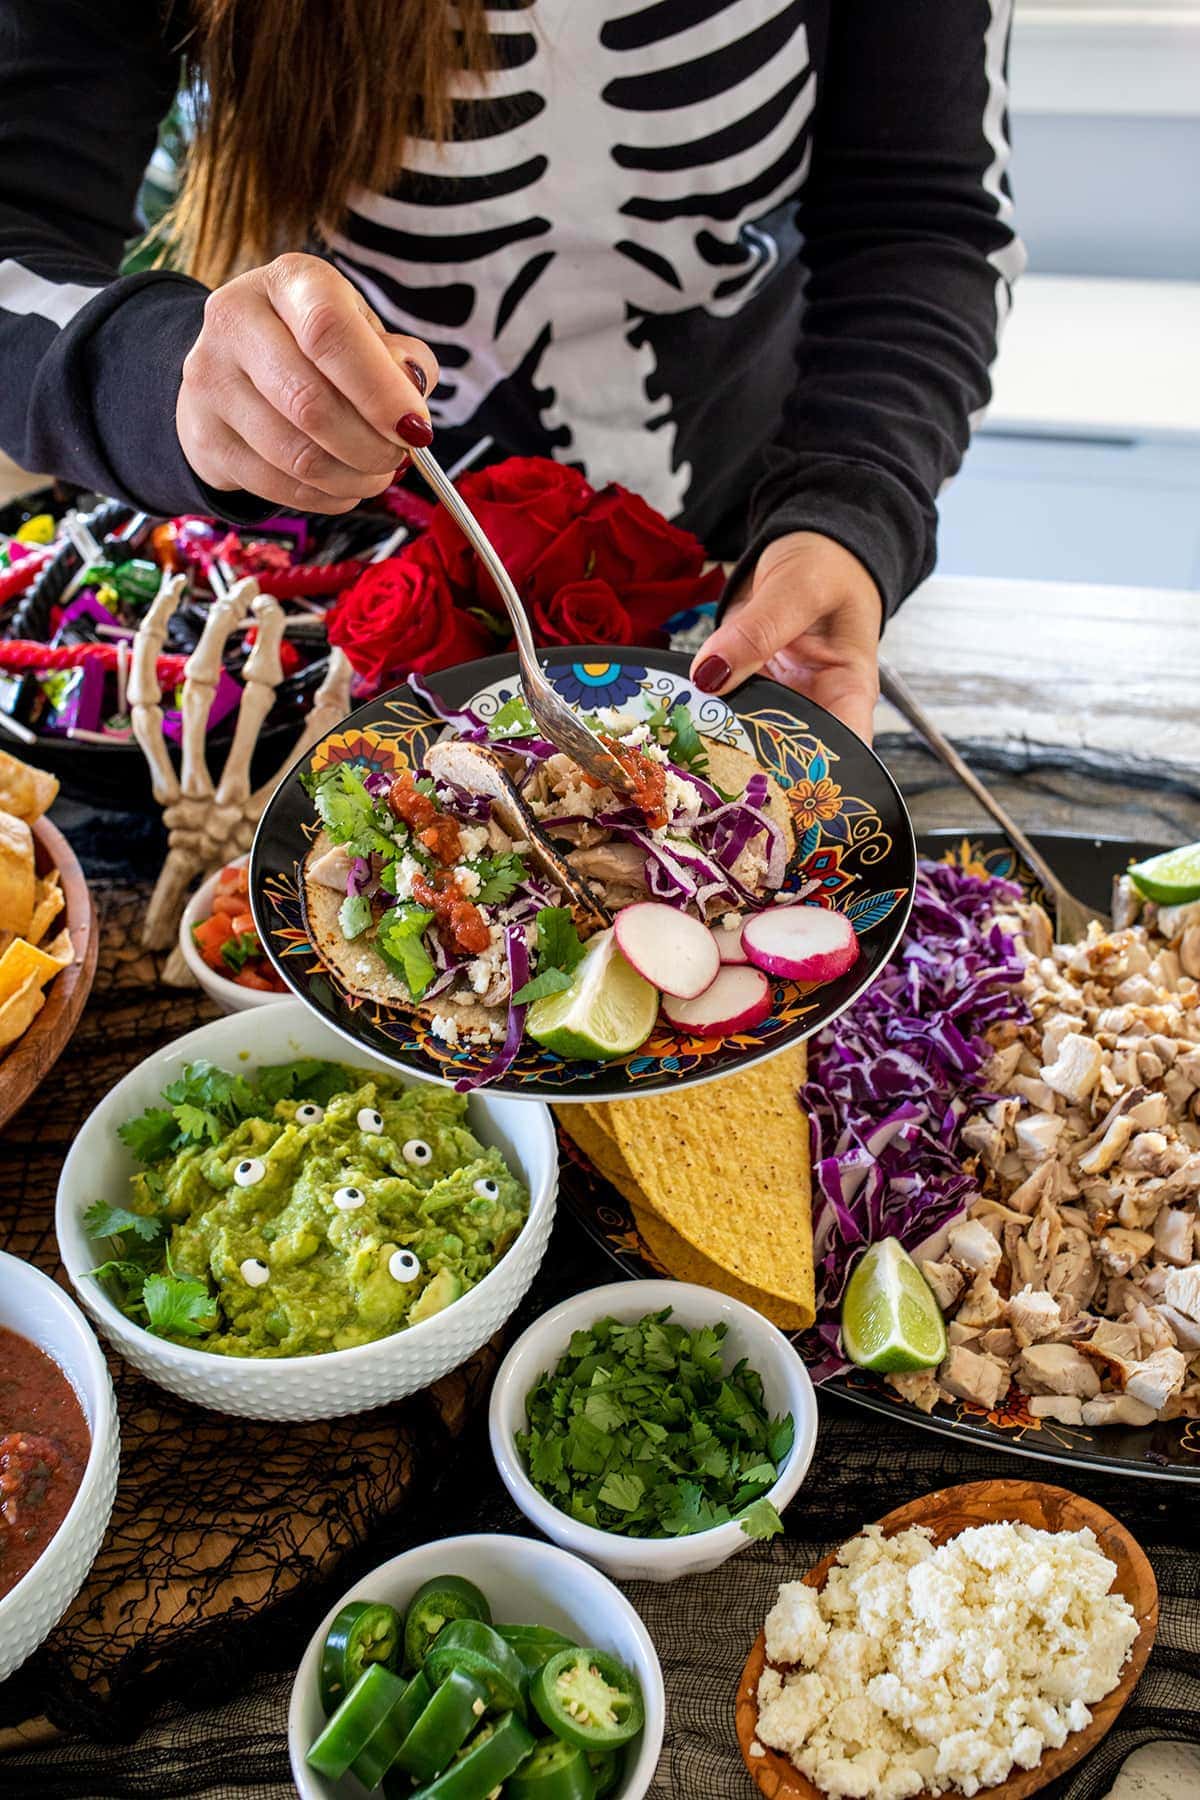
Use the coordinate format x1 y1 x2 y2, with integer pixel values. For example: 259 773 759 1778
955 1273 1007 1329
1124 1346 1188 1413
1163 1264 1200 1323
918 1259 964 1312
946 1219 1002 1278
1007 1286 1063 1347
1081 1394 1156 1427
1027 1396 1084 1425
1041 1033 1104 1105
1015 1344 1101 1400
889 889 1200 1430
938 1345 1008 1411
886 1370 940 1414
307 842 355 890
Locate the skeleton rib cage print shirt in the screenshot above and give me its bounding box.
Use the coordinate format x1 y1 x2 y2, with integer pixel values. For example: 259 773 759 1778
0 0 1023 614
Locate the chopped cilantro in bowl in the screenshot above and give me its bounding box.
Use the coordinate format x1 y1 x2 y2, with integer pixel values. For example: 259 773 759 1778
513 1308 794 1543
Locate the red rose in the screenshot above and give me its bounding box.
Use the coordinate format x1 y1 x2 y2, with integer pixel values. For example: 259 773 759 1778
529 578 634 649
328 539 494 691
427 456 595 598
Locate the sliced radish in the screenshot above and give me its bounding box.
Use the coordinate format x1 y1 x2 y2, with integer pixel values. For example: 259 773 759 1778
712 919 749 965
663 966 772 1037
742 904 859 985
613 901 720 999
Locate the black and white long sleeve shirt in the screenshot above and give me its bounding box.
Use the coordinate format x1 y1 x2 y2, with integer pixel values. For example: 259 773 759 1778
0 0 1023 614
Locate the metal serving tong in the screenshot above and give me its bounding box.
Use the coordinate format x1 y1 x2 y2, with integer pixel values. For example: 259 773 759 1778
879 659 1107 942
409 445 637 797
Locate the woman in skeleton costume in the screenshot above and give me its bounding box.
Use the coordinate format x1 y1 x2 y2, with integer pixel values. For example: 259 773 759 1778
0 1 1022 740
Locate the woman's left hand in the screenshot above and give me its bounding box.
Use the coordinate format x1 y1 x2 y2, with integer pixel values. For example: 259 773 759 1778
689 532 882 742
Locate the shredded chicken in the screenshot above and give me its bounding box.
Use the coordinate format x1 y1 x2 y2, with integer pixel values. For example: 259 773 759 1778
925 884 1200 1426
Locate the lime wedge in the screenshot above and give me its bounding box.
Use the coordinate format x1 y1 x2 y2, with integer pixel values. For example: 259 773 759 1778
841 1238 947 1373
527 928 659 1061
1128 841 1200 906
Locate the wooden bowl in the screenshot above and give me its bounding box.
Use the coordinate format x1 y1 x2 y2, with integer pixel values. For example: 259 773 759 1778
0 814 98 1131
736 1479 1158 1800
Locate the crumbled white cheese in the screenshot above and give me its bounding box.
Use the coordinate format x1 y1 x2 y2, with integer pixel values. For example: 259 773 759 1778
430 1014 460 1047
664 768 703 819
467 925 506 995
755 1522 1139 1800
595 705 637 731
454 867 482 899
457 824 491 859
388 853 424 903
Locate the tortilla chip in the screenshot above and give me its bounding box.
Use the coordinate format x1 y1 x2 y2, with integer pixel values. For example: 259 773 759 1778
0 972 46 1051
25 870 63 948
0 748 58 825
589 1049 814 1321
0 934 69 1001
0 811 36 937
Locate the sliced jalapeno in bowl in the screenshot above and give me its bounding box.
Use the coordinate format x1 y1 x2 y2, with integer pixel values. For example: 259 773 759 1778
403 1574 492 1671
319 1600 404 1714
407 1712 534 1799
531 1647 644 1751
424 1618 528 1718
306 1663 412 1783
392 1667 490 1784
507 1734 596 1799
585 1746 621 1797
495 1622 575 1677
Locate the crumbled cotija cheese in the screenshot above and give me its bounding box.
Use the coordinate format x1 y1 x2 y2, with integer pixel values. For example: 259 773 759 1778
755 1521 1139 1800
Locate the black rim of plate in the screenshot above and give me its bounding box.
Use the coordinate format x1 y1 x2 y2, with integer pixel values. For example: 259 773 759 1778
560 827 1200 1483
249 647 917 1101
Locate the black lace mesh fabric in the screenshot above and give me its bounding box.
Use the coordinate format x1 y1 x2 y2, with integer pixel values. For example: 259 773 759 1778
0 865 497 1742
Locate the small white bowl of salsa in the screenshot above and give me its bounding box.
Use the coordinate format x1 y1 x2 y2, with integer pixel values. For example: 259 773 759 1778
0 1250 119 1680
179 855 289 1013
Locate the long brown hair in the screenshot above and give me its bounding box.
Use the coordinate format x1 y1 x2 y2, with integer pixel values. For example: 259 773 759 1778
172 0 496 287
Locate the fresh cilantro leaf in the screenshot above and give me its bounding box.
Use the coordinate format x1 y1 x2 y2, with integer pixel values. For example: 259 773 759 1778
218 930 259 973
526 1432 566 1492
142 1272 218 1340
339 892 372 940
414 776 437 797
471 852 526 906
87 1257 151 1295
583 1387 628 1434
308 764 397 858
255 1060 355 1108
172 1101 222 1145
83 1200 163 1244
766 1414 796 1466
375 904 436 1000
598 1470 644 1513
162 1060 257 1126
486 695 537 739
511 967 573 1007
663 703 709 773
379 860 399 896
117 1107 180 1164
737 1497 785 1541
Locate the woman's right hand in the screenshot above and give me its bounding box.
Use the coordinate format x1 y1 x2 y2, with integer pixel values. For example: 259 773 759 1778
176 253 440 513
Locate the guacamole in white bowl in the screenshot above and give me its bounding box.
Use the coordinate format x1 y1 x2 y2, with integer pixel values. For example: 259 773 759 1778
85 1059 529 1359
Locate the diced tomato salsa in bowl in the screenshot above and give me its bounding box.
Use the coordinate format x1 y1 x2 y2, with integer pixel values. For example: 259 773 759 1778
0 1326 91 1602
191 861 286 994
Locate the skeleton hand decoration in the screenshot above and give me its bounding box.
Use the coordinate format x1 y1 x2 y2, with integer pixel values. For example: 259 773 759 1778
129 569 352 976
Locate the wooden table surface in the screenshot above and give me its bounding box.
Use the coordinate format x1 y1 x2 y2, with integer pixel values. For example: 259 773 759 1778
2 569 1198 1799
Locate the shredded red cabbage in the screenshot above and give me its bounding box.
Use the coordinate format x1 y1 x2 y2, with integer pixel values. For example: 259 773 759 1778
407 672 488 741
362 770 392 799
800 858 1030 1379
455 925 529 1092
346 856 372 896
433 780 493 823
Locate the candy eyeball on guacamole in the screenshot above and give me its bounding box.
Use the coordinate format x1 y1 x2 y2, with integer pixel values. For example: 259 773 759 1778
87 1058 530 1359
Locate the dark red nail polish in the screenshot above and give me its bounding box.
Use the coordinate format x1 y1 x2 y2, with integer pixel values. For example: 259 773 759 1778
396 412 433 448
693 654 731 694
404 358 428 397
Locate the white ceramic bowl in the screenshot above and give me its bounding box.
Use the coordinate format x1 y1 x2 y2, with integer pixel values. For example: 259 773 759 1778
490 1280 818 1583
0 1251 120 1682
178 856 285 1013
289 1533 664 1800
56 1002 557 1421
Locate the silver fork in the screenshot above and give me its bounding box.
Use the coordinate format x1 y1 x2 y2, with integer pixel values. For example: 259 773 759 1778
409 445 637 797
879 659 1108 941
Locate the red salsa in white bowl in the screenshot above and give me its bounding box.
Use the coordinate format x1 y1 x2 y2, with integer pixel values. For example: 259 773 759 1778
0 1325 91 1601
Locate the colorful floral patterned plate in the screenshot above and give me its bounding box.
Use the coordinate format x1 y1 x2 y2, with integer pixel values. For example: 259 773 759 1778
560 827 1200 1483
249 648 916 1101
